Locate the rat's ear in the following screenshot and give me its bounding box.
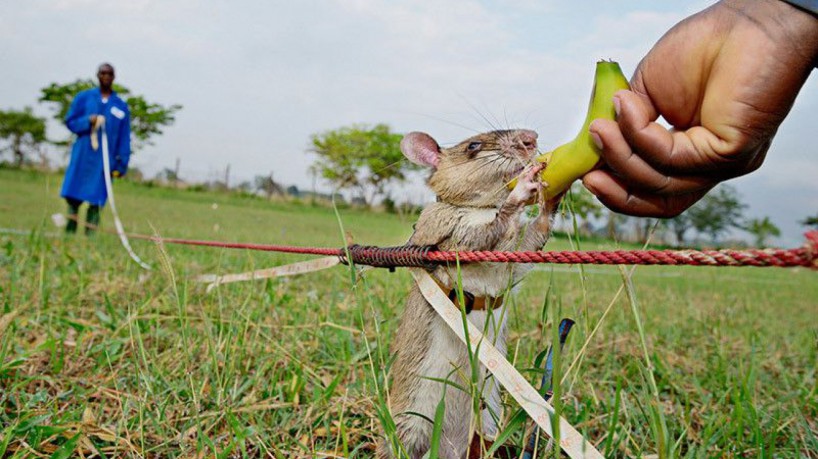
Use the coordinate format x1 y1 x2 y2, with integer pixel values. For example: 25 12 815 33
401 132 440 168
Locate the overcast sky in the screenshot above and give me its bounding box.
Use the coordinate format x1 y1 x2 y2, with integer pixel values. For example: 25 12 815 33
1 1 815 245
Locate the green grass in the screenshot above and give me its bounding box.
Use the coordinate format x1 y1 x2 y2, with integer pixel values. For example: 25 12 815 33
1 167 816 458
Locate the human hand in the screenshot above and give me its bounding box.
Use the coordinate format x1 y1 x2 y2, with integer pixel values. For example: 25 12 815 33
584 0 818 218
112 170 121 178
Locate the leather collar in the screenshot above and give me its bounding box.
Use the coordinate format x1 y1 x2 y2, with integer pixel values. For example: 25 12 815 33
433 277 503 313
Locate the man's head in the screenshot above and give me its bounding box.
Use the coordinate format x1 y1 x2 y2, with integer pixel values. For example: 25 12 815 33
97 63 115 91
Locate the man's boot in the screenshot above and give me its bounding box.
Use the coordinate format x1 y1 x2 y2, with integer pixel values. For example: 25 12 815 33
65 199 80 235
86 205 101 236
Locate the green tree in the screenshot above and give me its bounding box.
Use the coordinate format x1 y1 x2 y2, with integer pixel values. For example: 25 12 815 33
605 210 620 240
800 214 818 229
309 124 412 205
632 217 658 244
564 183 603 219
0 107 48 167
743 216 781 247
688 184 747 244
563 183 603 236
667 212 691 246
39 79 182 150
156 168 179 183
254 174 283 198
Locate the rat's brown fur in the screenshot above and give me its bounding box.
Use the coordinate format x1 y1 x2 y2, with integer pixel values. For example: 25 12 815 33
378 129 560 459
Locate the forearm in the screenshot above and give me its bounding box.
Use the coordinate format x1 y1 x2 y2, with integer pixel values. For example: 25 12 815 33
455 204 522 250
779 0 818 18
736 0 818 66
65 114 92 135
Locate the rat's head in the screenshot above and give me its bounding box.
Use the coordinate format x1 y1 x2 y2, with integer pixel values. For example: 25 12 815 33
401 129 538 207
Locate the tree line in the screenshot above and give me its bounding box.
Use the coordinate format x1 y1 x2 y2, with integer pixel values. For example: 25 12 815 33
564 183 798 247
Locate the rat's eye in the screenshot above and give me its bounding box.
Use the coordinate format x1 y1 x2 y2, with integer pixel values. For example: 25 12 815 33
466 141 482 153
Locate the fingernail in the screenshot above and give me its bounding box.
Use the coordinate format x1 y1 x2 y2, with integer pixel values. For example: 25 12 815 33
590 130 603 150
613 96 621 117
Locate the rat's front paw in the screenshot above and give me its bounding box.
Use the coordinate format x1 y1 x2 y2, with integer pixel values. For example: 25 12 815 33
508 163 544 206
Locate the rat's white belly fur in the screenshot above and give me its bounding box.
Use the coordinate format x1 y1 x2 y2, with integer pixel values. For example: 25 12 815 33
461 207 497 227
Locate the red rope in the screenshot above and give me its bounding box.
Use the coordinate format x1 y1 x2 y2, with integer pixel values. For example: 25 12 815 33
54 215 818 269
127 230 818 270
131 233 342 257
425 247 811 267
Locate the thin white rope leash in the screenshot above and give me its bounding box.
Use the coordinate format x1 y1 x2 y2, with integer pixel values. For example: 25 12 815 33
196 256 341 293
411 269 602 459
96 119 152 270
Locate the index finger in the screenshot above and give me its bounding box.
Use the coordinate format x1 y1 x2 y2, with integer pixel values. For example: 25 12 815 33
615 90 740 175
583 170 709 218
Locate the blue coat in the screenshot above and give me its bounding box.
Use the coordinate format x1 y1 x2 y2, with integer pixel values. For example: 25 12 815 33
60 87 131 206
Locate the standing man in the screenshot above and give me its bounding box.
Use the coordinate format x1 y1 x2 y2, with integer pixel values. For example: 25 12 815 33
61 63 131 235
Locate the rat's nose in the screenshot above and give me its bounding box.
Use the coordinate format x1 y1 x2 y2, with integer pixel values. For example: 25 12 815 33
517 129 538 149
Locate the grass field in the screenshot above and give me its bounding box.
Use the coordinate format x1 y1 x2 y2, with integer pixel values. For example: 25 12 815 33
1 167 816 458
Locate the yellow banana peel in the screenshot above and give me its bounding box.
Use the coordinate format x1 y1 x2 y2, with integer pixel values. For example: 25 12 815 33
513 60 630 198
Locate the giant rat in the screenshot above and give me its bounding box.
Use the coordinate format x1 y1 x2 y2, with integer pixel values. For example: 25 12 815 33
377 129 560 459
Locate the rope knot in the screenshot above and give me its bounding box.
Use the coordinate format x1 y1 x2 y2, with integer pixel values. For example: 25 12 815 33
340 244 439 271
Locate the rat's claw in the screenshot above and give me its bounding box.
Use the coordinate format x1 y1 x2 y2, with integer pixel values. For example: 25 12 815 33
524 163 545 182
509 164 546 206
